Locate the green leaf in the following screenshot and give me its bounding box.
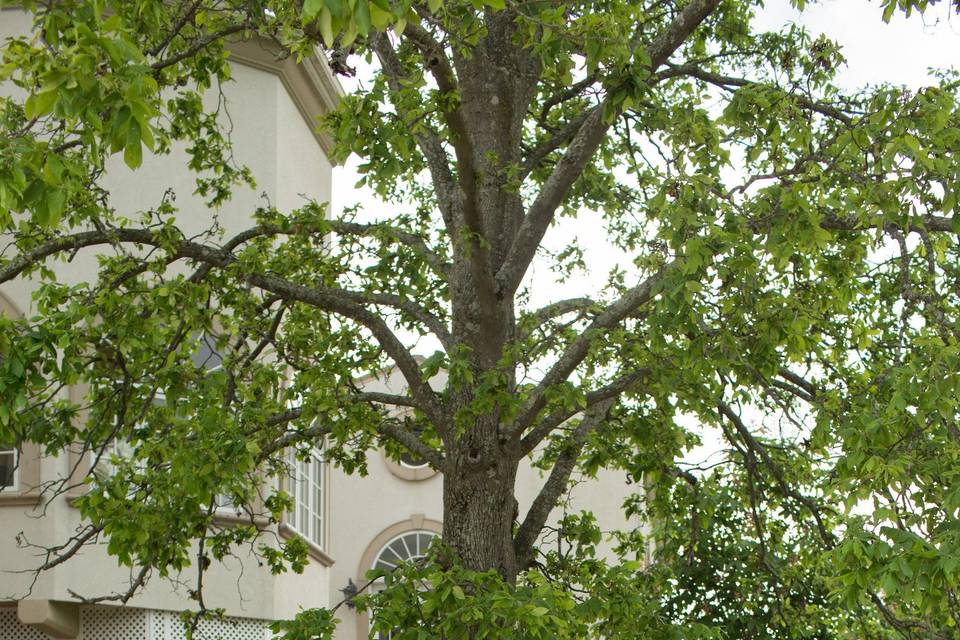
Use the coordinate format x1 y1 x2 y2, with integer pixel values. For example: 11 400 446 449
24 90 58 119
318 6 335 47
354 0 372 35
124 124 143 169
302 0 324 21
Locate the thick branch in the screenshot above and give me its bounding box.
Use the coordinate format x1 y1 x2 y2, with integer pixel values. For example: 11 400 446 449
1 226 446 425
518 297 595 339
508 264 672 439
659 64 854 126
519 368 650 457
513 398 615 567
151 23 251 71
496 0 722 297
369 33 460 229
716 401 832 543
327 220 450 277
537 73 599 125
260 400 442 467
520 110 592 179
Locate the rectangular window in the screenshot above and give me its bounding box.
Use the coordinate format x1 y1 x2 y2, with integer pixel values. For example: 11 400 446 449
215 493 243 517
95 438 138 480
287 448 325 551
0 444 16 491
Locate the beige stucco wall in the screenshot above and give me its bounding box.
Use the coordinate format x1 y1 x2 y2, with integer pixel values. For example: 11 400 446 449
0 8 337 624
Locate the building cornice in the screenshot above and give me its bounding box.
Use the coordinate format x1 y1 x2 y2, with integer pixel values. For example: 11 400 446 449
227 37 343 161
0 7 344 161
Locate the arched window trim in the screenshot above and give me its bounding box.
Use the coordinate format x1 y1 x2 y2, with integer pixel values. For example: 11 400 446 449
370 530 439 574
354 516 443 640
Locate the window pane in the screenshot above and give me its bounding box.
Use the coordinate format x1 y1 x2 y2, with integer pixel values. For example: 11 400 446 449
417 534 433 554
0 449 15 489
191 333 223 371
285 448 325 550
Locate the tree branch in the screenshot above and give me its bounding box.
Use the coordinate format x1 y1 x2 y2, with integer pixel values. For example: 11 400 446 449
513 398 615 568
0 226 446 425
658 63 854 126
508 264 672 439
716 401 832 543
519 297 595 336
496 0 722 297
327 220 450 277
520 109 592 179
519 368 650 457
369 33 460 229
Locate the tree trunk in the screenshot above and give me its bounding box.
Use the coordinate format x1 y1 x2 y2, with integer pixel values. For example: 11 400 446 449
438 11 538 584
442 442 520 581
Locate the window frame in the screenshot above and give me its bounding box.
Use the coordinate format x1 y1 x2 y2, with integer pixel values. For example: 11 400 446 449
0 445 18 492
368 529 440 640
370 530 438 573
285 446 327 552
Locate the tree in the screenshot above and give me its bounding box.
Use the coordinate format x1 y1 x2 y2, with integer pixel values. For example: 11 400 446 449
2 0 960 637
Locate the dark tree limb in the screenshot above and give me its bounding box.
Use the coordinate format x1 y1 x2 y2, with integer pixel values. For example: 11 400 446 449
496 0 723 297
513 398 615 568
0 226 446 426
658 63 854 126
519 368 651 457
508 264 672 439
327 220 450 277
368 33 460 229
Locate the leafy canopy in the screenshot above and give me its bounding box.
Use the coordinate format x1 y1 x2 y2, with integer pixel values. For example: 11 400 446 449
2 0 960 638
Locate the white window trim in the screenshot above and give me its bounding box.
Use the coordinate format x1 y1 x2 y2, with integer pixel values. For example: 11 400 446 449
371 530 438 573
370 530 440 640
0 446 19 492
286 447 326 552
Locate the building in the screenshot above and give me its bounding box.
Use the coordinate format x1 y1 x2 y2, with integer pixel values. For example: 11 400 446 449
0 8 638 639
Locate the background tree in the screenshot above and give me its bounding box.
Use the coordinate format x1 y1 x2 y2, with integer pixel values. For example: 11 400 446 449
2 0 960 637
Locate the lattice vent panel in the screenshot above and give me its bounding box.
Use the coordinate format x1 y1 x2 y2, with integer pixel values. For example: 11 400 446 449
0 608 55 640
1 605 268 640
158 610 269 640
80 606 150 639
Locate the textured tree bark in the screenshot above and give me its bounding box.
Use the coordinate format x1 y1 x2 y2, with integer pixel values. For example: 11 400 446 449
442 441 521 581
432 12 535 583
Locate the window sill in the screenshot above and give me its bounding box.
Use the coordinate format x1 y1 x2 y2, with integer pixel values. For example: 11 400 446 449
0 492 42 507
212 510 270 527
278 522 335 567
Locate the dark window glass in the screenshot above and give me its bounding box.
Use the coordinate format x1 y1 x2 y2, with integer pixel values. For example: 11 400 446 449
0 446 17 489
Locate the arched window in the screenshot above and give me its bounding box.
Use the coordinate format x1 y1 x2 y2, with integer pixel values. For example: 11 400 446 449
371 530 438 572
368 529 440 640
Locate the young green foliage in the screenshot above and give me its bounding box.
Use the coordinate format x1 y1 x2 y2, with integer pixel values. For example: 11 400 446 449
2 0 960 638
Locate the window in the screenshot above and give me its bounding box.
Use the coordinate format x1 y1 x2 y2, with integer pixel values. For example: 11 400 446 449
0 444 17 491
191 332 224 371
370 530 439 640
287 448 325 550
398 450 429 470
214 492 244 517
372 530 437 572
